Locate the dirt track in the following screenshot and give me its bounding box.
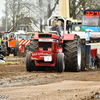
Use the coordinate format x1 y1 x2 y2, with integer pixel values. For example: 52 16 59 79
0 56 100 100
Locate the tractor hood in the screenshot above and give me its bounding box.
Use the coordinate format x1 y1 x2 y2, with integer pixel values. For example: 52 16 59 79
34 33 59 40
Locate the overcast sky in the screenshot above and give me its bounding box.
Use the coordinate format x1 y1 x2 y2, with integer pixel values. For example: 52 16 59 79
0 0 5 24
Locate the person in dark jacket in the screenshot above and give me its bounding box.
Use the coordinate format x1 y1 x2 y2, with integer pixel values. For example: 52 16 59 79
51 19 61 36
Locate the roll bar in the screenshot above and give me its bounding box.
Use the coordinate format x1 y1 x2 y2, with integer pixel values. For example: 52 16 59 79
47 15 66 35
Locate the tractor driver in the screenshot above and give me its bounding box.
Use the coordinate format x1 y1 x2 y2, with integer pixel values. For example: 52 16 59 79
9 36 13 41
51 19 61 37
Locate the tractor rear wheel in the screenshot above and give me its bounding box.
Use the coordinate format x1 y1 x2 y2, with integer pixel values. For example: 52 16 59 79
0 40 7 57
64 35 81 72
26 52 34 72
3 46 7 57
57 53 65 73
95 54 100 68
14 41 19 56
2 45 7 57
29 39 38 52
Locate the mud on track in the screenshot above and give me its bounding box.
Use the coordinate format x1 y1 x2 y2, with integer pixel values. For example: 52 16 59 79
0 56 100 100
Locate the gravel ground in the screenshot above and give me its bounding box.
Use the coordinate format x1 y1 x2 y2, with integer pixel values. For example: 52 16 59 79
0 56 100 100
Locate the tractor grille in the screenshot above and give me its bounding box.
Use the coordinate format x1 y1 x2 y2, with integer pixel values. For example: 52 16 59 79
39 34 52 38
39 42 52 50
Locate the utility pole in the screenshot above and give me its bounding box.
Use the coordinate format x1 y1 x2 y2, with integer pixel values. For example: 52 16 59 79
13 0 15 31
5 0 8 32
16 0 20 31
13 0 14 31
39 0 42 32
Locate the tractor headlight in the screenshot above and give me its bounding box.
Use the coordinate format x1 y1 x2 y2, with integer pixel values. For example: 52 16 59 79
39 48 43 50
48 48 51 51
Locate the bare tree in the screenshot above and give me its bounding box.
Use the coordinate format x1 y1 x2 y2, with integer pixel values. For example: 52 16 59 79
69 0 100 20
0 16 12 30
23 0 58 32
1 0 58 32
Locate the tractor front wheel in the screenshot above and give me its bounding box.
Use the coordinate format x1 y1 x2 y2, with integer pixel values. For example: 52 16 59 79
26 52 34 72
57 53 65 73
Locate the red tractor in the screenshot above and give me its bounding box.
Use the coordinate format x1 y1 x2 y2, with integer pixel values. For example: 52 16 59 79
26 15 82 72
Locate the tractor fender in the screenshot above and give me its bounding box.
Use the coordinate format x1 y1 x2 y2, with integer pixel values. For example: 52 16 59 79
63 34 75 41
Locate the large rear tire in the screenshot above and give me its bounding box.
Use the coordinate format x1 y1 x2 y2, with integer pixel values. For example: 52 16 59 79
14 41 19 56
95 54 100 68
29 39 38 52
64 35 81 72
26 52 34 72
2 45 7 57
0 40 7 57
57 53 65 73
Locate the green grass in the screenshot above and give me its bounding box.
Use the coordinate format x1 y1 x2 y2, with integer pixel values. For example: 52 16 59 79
0 61 19 65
